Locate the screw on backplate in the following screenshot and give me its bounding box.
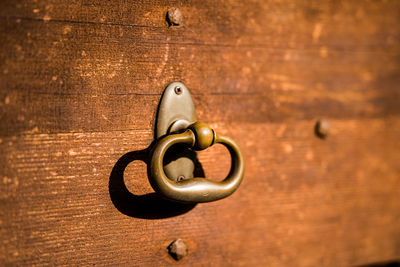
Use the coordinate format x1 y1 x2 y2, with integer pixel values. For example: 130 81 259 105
315 119 330 139
174 86 183 95
168 239 188 261
166 8 183 26
177 175 185 181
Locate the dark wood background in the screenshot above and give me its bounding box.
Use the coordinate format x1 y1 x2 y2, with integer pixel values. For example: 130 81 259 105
1 1 399 266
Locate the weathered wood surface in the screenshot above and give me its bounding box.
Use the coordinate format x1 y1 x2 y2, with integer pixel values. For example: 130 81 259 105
1 1 399 266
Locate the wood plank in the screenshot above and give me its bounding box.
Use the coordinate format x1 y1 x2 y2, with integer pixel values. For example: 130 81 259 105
1 119 399 266
1 1 400 135
2 90 398 136
1 1 399 48
1 0 400 266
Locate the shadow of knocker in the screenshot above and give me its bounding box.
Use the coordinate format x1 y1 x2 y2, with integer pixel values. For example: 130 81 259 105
109 142 203 219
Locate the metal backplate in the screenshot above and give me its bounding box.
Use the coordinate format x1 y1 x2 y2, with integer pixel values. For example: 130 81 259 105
155 82 198 182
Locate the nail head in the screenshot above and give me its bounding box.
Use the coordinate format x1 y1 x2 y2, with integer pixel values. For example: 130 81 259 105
167 8 183 26
315 119 330 138
168 239 188 261
174 86 183 95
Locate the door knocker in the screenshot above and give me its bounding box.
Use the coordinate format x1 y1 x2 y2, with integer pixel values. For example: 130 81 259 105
149 82 244 203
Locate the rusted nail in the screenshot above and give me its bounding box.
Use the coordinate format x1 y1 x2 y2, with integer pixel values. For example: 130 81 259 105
168 239 188 261
174 86 182 95
315 119 330 139
167 8 183 26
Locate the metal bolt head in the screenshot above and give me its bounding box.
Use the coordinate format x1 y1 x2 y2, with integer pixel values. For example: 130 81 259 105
168 239 188 261
315 119 330 139
174 86 183 95
167 8 183 26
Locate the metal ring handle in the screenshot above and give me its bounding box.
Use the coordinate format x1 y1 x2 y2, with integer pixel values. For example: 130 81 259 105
149 122 244 203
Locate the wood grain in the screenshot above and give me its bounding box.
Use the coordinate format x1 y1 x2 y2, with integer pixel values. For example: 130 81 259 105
1 0 399 266
1 1 400 135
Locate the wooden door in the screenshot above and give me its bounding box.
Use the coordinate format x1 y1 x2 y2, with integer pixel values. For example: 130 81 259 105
1 1 399 266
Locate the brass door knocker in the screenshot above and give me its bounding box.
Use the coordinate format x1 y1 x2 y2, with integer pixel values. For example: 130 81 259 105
149 82 244 203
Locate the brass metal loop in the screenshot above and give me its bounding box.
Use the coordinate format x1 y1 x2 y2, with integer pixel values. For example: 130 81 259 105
149 123 244 203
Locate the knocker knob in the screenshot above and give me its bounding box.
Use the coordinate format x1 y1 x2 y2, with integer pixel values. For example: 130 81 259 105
188 122 216 150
